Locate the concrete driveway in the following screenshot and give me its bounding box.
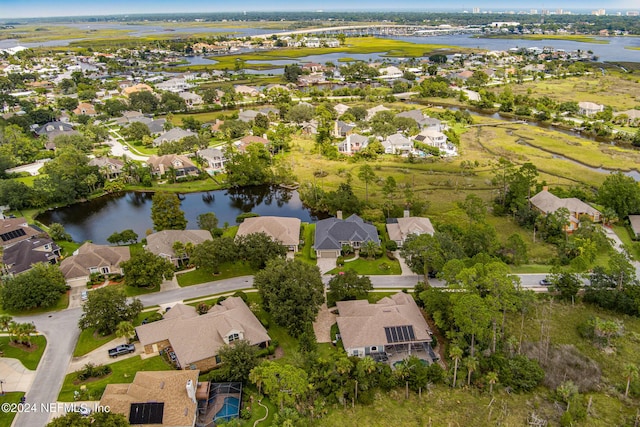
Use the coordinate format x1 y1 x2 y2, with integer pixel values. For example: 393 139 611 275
316 257 336 274
68 338 143 373
0 358 35 392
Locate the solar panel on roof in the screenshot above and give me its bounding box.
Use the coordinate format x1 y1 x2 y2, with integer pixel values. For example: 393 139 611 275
129 402 164 424
0 228 26 242
384 325 416 343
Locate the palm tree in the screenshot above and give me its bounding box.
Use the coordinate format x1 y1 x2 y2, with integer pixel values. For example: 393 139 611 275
21 323 36 347
116 321 135 344
449 346 463 388
624 363 639 398
361 240 378 260
0 315 13 332
486 371 499 394
8 321 19 344
465 356 478 387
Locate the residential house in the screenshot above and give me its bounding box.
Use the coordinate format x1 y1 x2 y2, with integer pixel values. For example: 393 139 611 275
147 154 199 178
382 133 413 155
298 73 326 86
122 83 153 97
386 212 435 247
302 63 324 73
578 101 604 116
304 38 321 48
333 103 350 116
395 110 434 128
300 119 319 135
135 297 270 371
337 133 368 155
155 77 192 93
234 85 260 98
614 109 640 126
147 118 167 135
238 109 259 123
88 157 124 180
628 215 640 239
235 135 269 153
35 121 79 148
153 127 196 147
0 217 42 248
59 242 130 282
529 187 601 232
377 65 403 80
333 120 356 138
236 216 301 252
366 105 390 121
197 147 226 173
72 102 96 116
314 213 380 258
336 292 434 360
99 370 200 427
2 236 61 275
414 128 457 156
145 230 212 266
326 38 340 48
179 91 203 108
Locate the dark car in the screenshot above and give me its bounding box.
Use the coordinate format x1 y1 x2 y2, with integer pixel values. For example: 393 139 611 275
108 344 135 358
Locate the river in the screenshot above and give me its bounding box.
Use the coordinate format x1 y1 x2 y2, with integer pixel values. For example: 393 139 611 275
37 186 324 245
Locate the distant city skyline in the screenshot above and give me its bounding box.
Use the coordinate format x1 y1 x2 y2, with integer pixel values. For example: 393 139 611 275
1 0 639 19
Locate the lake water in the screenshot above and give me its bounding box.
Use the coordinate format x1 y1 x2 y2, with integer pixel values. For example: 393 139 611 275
37 186 323 244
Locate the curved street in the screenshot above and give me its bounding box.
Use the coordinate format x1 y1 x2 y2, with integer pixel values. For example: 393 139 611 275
12 272 549 426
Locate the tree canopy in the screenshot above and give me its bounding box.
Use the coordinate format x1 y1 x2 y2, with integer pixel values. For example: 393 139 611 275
0 263 67 311
327 270 373 306
150 192 187 231
120 250 175 289
78 286 143 335
253 259 324 337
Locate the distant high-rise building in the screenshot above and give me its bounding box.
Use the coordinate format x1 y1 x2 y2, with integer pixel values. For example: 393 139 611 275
627 11 639 16
530 9 538 14
541 9 550 15
473 7 480 13
556 9 563 15
591 9 606 16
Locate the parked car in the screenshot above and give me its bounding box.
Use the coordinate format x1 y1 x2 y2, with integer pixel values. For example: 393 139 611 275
108 344 135 358
81 291 88 301
539 278 552 286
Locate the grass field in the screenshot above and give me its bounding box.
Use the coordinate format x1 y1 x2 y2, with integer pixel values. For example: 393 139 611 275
0 336 47 370
58 355 171 401
488 73 640 111
0 393 25 426
176 262 255 287
73 328 115 357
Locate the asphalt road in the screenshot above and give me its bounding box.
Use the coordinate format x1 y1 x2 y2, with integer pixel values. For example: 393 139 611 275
12 272 550 426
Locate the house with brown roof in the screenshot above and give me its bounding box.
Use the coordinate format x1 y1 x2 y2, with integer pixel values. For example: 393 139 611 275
135 297 270 372
122 83 153 97
72 102 96 116
236 216 301 252
146 154 199 178
386 213 435 247
235 135 269 153
336 292 434 361
0 217 42 248
529 187 601 232
88 157 124 180
145 230 212 266
99 370 200 427
59 242 130 281
2 236 61 275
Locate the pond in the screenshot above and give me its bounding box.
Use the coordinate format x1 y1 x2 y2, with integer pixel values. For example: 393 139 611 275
37 186 324 245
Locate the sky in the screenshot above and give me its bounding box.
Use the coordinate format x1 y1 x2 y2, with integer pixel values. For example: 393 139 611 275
0 0 638 19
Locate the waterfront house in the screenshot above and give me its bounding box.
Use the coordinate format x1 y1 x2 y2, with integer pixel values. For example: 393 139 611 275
145 230 212 266
59 242 130 283
314 213 380 258
236 216 301 252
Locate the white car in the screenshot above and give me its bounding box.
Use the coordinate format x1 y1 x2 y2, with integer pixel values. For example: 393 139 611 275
81 291 88 301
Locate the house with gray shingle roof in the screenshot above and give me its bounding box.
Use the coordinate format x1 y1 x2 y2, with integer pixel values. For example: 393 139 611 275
2 236 61 275
382 133 413 155
337 133 368 155
314 213 380 258
153 127 196 147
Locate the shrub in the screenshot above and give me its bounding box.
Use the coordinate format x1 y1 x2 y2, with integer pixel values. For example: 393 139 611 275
385 240 398 251
77 363 112 381
426 363 445 384
336 256 345 266
232 291 248 303
216 296 227 305
236 212 260 223
498 355 544 393
386 251 396 261
197 303 210 315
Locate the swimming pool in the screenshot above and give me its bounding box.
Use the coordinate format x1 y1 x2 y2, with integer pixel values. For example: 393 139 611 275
214 396 240 422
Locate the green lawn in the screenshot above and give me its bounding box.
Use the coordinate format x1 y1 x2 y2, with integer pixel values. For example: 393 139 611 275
328 253 401 275
73 328 115 357
509 264 553 274
611 224 640 261
176 262 255 287
294 223 316 266
0 392 25 426
58 355 172 401
222 225 239 238
56 240 82 257
0 336 47 370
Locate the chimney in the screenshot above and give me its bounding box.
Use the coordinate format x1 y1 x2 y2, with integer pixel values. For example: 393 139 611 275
186 380 196 403
403 209 410 218
336 210 343 220
542 186 549 191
